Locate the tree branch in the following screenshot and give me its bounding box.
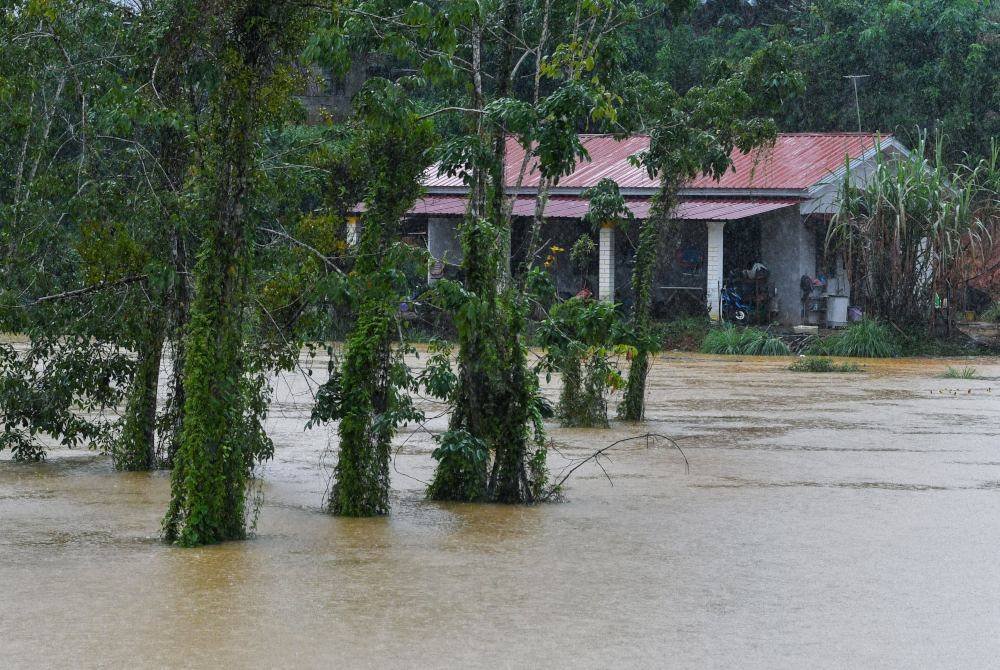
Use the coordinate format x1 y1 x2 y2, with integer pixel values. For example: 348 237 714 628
30 275 148 305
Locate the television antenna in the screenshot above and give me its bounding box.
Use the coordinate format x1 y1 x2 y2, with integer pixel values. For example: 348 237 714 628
843 74 870 133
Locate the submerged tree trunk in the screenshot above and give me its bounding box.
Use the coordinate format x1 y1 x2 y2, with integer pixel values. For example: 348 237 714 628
318 114 431 516
113 319 164 471
164 202 251 544
163 0 293 546
328 305 394 516
163 220 190 467
620 184 680 421
327 205 399 516
431 0 540 504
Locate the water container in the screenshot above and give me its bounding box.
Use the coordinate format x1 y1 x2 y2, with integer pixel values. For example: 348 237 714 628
827 295 849 328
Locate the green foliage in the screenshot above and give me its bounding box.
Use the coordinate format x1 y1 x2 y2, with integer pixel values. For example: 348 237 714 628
427 429 488 502
941 366 978 380
701 325 790 356
569 235 597 275
584 178 634 229
651 0 999 163
979 303 1000 323
0 340 132 461
829 134 995 327
808 319 900 358
0 0 178 465
659 316 710 351
537 297 624 428
788 357 862 373
418 339 458 401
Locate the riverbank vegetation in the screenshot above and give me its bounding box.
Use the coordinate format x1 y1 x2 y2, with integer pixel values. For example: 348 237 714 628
0 0 996 545
808 319 901 359
701 325 791 356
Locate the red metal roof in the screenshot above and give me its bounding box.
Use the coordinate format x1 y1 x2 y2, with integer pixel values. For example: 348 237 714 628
406 194 798 221
424 132 889 192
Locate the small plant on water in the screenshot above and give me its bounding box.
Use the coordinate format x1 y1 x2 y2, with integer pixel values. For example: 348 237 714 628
941 365 978 379
788 357 862 373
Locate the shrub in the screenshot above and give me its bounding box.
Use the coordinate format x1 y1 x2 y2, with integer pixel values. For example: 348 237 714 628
701 325 790 356
537 297 623 428
941 365 978 379
788 357 862 373
809 319 900 358
660 316 710 351
981 304 1000 322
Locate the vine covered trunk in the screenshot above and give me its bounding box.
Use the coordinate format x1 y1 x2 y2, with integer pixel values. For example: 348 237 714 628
329 302 394 515
430 0 541 504
163 0 293 546
319 116 431 516
112 319 164 471
620 185 680 421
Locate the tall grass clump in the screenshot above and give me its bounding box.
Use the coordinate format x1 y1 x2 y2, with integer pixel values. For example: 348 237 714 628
941 365 978 379
701 325 790 356
828 134 996 328
810 319 900 358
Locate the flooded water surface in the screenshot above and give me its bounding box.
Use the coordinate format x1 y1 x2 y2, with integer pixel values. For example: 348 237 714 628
3 353 1000 668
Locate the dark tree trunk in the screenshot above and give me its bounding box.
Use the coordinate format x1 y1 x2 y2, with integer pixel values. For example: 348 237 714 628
113 321 164 471
164 0 293 546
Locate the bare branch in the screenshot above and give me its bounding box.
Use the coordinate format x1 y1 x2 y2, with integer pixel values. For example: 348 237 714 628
29 275 148 305
543 433 689 500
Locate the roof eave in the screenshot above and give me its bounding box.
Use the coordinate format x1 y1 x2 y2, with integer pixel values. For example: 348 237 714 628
423 185 809 199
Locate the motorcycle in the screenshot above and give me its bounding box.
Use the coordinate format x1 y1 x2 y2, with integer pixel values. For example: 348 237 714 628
721 285 751 324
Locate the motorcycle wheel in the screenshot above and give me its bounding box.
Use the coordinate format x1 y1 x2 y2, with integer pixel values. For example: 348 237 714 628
731 309 748 323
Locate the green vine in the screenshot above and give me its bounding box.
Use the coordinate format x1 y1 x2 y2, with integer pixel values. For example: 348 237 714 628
163 0 301 546
310 84 433 516
112 316 164 471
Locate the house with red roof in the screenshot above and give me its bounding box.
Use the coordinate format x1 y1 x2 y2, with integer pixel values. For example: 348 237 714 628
359 132 911 326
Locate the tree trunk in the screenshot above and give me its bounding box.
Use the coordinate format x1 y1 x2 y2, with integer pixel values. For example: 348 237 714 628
113 320 164 471
620 184 680 421
163 0 291 546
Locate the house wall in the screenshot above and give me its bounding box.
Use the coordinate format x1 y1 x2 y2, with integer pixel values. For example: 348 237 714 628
760 208 816 325
422 211 817 325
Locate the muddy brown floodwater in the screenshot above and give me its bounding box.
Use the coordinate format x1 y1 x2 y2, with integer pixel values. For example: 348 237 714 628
3 351 1000 668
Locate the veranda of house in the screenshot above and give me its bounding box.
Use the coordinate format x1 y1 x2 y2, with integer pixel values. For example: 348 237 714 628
356 132 911 328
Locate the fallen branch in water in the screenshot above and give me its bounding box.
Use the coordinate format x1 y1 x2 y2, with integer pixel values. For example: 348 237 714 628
542 432 689 501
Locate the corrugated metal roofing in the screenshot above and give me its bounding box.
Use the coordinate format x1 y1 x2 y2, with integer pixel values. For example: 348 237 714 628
423 132 889 191
406 194 799 221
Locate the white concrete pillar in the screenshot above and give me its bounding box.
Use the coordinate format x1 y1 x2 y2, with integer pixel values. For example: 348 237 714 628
598 222 615 302
706 221 724 320
346 215 359 246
